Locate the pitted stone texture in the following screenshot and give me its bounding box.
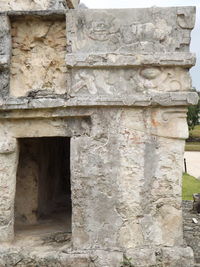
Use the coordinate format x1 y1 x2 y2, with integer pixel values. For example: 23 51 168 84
66 52 196 68
183 200 200 266
70 67 191 100
126 247 194 267
71 108 186 250
0 135 18 242
0 0 68 11
0 248 90 267
0 15 11 56
0 5 196 267
0 16 11 98
10 18 67 97
67 7 195 54
0 70 10 98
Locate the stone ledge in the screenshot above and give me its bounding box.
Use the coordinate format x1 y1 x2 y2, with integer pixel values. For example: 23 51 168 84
0 92 198 111
66 52 196 68
5 9 66 18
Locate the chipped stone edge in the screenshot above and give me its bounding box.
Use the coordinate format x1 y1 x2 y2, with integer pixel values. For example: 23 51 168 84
0 92 198 112
66 52 196 68
0 55 10 69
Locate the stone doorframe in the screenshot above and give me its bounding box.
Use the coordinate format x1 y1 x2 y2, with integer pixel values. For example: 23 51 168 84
0 111 91 242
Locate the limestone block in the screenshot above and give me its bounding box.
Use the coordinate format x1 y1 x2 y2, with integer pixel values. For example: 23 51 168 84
0 16 11 98
67 52 196 68
0 137 18 242
10 18 67 97
5 117 91 138
67 7 195 54
150 108 189 139
0 71 10 98
89 250 123 267
70 108 187 250
0 0 67 11
0 137 16 154
162 246 194 267
70 67 191 100
71 134 123 249
0 15 11 56
126 248 157 266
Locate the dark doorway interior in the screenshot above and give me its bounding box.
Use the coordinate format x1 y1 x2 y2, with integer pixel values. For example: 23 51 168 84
15 137 71 234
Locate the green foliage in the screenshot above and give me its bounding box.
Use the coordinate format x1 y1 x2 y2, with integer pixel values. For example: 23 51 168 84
182 173 200 200
187 97 200 130
189 125 200 139
120 255 134 267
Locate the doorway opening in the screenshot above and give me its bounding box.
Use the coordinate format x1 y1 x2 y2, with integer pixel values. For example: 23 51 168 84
15 137 71 238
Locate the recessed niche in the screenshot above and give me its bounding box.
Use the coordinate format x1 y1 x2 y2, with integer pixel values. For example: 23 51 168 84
15 137 71 237
10 17 67 97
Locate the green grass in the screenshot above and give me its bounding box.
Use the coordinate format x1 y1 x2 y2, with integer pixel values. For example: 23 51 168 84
185 142 200 151
189 125 200 139
182 173 200 200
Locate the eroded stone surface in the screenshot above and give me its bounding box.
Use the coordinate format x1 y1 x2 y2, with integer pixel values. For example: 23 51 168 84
10 18 67 97
0 5 198 267
71 67 191 98
67 7 196 54
0 0 69 11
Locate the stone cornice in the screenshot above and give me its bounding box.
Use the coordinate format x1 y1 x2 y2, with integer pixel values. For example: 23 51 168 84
0 92 198 112
66 52 196 68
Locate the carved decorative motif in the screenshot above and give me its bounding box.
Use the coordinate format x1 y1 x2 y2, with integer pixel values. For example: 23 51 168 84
71 67 191 96
68 8 195 53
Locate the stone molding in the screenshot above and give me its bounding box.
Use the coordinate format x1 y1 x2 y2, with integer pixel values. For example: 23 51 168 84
0 7 198 110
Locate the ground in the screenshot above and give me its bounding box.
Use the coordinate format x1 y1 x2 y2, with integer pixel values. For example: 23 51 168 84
182 173 200 200
185 125 200 151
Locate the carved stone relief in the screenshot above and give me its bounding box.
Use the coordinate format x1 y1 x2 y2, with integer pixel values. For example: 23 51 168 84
71 67 191 97
68 8 195 53
151 108 188 139
177 7 196 29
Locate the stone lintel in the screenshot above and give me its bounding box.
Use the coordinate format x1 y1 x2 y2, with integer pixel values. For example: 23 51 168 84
6 10 66 19
0 92 198 112
66 52 196 68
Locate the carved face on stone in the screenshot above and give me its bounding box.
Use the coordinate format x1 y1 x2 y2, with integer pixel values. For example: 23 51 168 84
86 20 110 41
140 68 161 80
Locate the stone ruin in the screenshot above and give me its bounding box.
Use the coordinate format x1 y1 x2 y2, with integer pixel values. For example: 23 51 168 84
0 1 198 266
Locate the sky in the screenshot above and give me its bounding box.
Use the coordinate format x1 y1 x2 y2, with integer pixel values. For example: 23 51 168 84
81 0 200 91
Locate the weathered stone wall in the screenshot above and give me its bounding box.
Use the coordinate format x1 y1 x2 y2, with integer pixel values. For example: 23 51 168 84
0 0 80 10
183 200 200 267
10 17 67 97
0 4 198 267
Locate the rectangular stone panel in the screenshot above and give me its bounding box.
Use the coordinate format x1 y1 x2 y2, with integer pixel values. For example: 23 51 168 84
67 7 195 54
70 67 191 100
10 17 67 97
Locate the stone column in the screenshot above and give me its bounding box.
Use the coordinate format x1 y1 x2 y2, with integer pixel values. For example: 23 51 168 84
67 7 198 266
0 132 18 242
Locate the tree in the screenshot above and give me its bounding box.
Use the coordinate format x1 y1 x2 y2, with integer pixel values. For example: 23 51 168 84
187 95 200 130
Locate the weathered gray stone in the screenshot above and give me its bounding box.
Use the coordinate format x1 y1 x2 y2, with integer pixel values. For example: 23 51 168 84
66 7 196 54
0 4 197 267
